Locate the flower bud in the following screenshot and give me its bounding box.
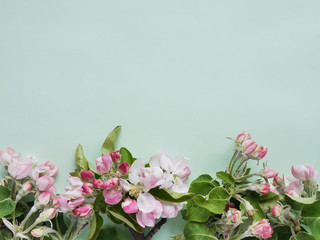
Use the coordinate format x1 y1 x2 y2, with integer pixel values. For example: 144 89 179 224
242 139 258 155
250 219 273 239
72 205 92 217
22 180 33 191
0 147 21 166
37 191 52 205
285 190 299 197
80 170 94 182
226 208 242 223
95 155 112 174
82 183 94 195
236 132 251 144
244 200 254 216
258 184 270 195
262 169 278 179
31 227 46 238
103 178 118 190
121 198 138 214
118 162 130 175
103 189 123 205
273 176 284 186
271 204 282 217
110 150 121 162
36 176 54 192
252 146 267 160
93 179 103 188
39 208 57 220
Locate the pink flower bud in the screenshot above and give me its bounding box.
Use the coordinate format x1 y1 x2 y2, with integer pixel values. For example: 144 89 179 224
252 146 268 160
177 167 191 182
242 139 258 155
110 150 121 162
118 162 130 175
226 208 242 223
36 176 55 192
262 169 278 179
258 184 270 195
82 183 94 195
103 178 118 190
121 198 138 214
236 131 251 144
273 176 284 186
31 227 46 238
286 190 299 197
72 205 92 217
93 179 103 188
37 191 52 205
22 181 33 191
272 204 282 217
250 219 273 239
244 200 254 216
53 197 60 208
40 208 57 220
95 155 112 174
103 189 123 205
291 164 318 182
80 170 94 182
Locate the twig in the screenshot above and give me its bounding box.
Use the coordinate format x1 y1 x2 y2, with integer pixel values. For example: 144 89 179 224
129 218 167 240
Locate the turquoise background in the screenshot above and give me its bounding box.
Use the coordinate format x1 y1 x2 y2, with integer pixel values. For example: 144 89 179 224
1 1 320 239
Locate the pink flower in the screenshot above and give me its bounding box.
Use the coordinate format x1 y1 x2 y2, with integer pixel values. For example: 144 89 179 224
36 161 58 177
121 198 138 214
136 211 155 228
262 169 278 179
82 183 94 195
36 176 54 192
252 146 267 160
139 167 164 192
118 162 130 175
244 200 254 216
291 164 318 182
103 189 122 205
250 219 273 239
96 155 112 174
72 205 92 217
286 190 299 197
226 208 242 223
0 147 21 166
8 159 33 179
258 184 270 195
110 150 121 162
80 170 94 182
65 176 83 199
242 139 258 155
68 198 85 208
37 191 52 205
161 202 184 219
286 180 304 195
236 131 251 144
272 204 282 217
22 181 33 191
103 178 118 190
93 179 103 188
176 166 191 182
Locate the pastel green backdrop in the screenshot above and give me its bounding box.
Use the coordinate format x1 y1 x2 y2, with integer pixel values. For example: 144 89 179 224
1 1 320 239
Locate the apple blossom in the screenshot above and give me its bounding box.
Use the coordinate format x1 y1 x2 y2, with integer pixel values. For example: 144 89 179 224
226 208 242 223
65 176 83 199
236 131 251 144
118 162 130 175
72 205 92 217
291 164 318 182
36 161 58 177
272 204 282 217
242 139 258 155
258 184 270 195
37 191 52 205
0 147 21 166
36 176 54 192
250 219 273 239
39 208 57 220
103 178 118 190
93 179 103 188
8 159 33 179
262 169 278 179
103 189 122 205
96 155 112 174
121 198 138 214
80 170 94 182
252 146 267 160
82 183 94 195
110 150 121 162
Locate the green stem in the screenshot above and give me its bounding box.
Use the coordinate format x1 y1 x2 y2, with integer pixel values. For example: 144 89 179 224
64 218 76 240
234 173 256 182
229 151 240 174
20 205 38 230
55 216 61 235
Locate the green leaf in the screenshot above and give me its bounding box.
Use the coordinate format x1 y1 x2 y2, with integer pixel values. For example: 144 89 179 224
216 172 235 185
0 198 15 218
119 147 134 165
93 192 107 213
149 187 194 203
273 226 291 240
0 229 12 240
182 200 212 223
75 144 88 171
285 194 320 217
189 182 215 196
52 213 68 235
304 217 320 239
193 187 230 214
259 192 280 211
244 195 266 220
0 186 10 201
88 212 104 240
108 203 142 233
101 126 121 155
294 232 316 240
184 222 217 240
192 174 214 183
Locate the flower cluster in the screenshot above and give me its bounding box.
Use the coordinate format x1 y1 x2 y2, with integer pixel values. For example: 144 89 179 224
0 147 59 239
